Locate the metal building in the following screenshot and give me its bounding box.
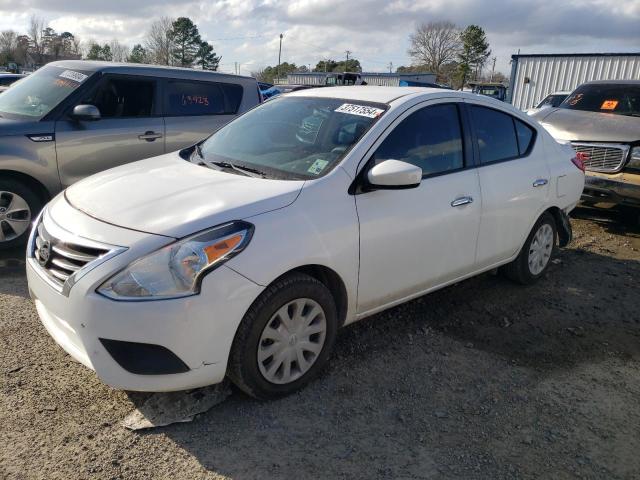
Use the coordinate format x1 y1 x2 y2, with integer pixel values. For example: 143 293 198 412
286 72 436 87
508 53 640 110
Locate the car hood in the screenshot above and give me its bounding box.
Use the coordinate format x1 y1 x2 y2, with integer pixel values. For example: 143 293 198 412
65 152 305 238
532 108 640 143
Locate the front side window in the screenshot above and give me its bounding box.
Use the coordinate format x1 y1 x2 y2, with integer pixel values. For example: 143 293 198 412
560 84 640 117
0 65 93 119
373 104 464 177
199 96 386 180
81 76 155 118
165 80 242 116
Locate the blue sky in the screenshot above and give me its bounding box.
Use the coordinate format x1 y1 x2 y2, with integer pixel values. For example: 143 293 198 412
1 0 639 76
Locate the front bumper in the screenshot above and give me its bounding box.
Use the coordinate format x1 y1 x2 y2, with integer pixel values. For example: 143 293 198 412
582 171 640 207
27 204 263 392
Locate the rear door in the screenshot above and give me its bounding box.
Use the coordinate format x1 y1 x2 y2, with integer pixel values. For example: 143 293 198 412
55 73 164 187
466 101 549 268
162 79 244 152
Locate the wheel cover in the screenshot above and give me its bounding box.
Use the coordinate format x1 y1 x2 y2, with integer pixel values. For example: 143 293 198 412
257 298 327 385
0 191 32 242
528 223 553 275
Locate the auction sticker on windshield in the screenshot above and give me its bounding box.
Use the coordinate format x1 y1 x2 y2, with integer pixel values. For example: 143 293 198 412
335 103 384 118
59 70 88 83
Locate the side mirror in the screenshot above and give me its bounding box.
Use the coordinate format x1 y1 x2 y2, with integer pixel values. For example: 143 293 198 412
71 104 101 121
366 159 422 190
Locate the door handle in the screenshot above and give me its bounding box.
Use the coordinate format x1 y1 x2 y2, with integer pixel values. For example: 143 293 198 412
533 178 548 187
138 131 163 142
451 196 474 207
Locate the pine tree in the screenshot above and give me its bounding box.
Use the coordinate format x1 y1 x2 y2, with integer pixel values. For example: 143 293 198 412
196 41 221 71
457 25 491 88
169 17 201 67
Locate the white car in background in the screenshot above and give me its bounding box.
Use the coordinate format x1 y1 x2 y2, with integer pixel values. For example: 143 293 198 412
26 87 584 399
527 91 572 115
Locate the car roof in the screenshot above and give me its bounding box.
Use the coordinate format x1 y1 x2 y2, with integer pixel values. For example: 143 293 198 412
583 80 640 86
45 60 255 82
287 86 465 104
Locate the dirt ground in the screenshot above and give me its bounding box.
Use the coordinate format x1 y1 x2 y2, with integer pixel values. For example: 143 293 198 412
1 206 639 480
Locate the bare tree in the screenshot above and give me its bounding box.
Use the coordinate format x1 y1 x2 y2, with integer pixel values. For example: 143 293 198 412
408 21 461 78
109 39 129 62
28 14 46 62
145 17 174 65
0 30 18 60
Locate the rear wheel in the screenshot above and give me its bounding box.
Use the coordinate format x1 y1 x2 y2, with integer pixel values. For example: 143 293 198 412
0 180 42 250
503 212 556 285
227 272 338 399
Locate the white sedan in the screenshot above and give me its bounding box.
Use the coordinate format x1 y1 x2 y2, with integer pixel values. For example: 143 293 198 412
26 87 584 398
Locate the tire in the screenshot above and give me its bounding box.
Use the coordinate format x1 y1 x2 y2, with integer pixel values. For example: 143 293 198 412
0 179 43 250
502 212 557 285
227 272 338 400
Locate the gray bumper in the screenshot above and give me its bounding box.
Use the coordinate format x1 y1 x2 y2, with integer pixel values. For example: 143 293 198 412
582 174 640 207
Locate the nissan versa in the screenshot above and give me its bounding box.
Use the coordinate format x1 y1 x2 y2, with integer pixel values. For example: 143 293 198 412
27 87 584 399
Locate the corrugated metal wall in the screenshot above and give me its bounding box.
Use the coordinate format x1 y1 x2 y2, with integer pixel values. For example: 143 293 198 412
510 55 640 110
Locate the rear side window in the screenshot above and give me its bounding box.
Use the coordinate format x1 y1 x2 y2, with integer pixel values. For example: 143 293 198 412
514 119 534 155
373 103 465 177
164 80 243 116
471 106 535 164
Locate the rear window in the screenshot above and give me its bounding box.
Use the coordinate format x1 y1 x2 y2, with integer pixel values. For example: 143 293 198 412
164 80 243 116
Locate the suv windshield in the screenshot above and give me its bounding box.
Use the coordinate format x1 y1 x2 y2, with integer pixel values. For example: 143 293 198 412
559 84 640 117
0 65 93 120
199 96 386 180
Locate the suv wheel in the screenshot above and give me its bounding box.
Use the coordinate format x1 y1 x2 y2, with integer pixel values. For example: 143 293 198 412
227 272 338 399
503 212 557 285
0 180 42 250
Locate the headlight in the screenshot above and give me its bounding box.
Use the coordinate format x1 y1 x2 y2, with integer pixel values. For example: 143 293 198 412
629 147 640 168
98 221 253 300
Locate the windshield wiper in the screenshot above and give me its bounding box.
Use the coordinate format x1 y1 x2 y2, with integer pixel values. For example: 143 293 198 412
204 160 267 178
191 143 267 178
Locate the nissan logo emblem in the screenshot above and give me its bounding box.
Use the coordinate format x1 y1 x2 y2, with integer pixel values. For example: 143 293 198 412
38 240 52 267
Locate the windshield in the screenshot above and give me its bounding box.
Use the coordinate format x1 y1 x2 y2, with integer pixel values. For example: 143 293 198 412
199 96 386 180
0 65 93 120
536 94 567 109
559 84 640 117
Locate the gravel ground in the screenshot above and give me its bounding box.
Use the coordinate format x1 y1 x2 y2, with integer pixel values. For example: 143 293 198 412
1 206 640 480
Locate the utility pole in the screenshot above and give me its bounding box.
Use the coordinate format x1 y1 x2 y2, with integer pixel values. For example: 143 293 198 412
345 50 352 72
388 62 393 74
490 57 496 82
277 33 283 84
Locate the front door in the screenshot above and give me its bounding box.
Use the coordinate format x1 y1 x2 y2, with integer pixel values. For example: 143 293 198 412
55 74 165 187
356 101 481 315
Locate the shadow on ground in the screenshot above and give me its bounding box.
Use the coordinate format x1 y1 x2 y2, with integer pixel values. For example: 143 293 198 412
133 247 639 479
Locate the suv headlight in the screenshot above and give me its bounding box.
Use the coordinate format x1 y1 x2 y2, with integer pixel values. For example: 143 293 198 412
98 221 253 300
629 147 640 168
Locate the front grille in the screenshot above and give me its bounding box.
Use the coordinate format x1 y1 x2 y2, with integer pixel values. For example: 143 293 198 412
571 143 630 173
32 221 110 290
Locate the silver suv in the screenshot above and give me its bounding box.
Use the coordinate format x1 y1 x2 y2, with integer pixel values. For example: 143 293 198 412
0 61 260 248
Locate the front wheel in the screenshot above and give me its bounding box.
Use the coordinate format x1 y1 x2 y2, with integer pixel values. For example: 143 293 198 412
227 273 338 399
0 180 42 250
502 212 557 285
